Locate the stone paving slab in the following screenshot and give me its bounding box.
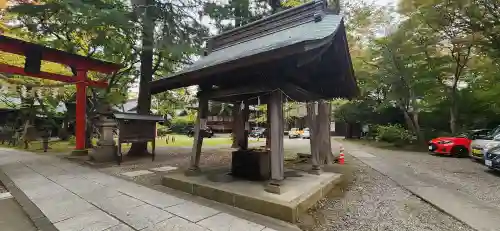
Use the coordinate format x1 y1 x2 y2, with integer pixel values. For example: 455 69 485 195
53 209 119 231
79 187 122 201
117 184 187 209
0 148 289 231
120 170 154 177
23 182 69 201
55 177 104 195
34 193 96 223
150 166 177 172
104 223 135 231
165 201 221 222
88 194 146 215
197 213 265 231
143 216 209 231
110 204 173 230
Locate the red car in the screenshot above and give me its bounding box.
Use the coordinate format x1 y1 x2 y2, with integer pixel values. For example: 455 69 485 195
428 129 490 157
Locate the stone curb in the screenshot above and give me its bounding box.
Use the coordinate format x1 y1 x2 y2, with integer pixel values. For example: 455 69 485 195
0 168 58 231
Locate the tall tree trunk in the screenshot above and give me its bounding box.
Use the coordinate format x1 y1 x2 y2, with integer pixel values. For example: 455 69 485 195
450 88 458 135
401 108 424 144
129 2 154 156
409 91 425 143
401 107 416 132
411 112 425 144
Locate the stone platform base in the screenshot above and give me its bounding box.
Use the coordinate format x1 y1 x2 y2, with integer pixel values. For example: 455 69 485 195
162 167 342 223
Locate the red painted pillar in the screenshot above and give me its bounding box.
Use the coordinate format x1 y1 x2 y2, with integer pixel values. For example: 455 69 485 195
74 70 87 154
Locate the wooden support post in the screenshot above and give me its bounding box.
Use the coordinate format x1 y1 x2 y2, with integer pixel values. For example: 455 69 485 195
72 70 88 156
265 101 271 149
234 102 245 150
266 91 284 194
318 100 333 164
307 102 321 174
231 106 240 148
241 100 249 150
186 95 208 175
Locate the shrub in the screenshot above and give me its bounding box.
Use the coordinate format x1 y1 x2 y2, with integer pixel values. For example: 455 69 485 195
169 116 195 134
422 129 452 142
375 124 415 145
58 128 69 141
156 124 170 137
68 135 76 145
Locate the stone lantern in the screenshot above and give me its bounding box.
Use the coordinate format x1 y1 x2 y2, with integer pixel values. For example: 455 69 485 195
90 104 117 162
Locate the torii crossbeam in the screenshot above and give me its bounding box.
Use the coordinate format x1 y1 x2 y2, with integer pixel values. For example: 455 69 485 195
0 35 122 155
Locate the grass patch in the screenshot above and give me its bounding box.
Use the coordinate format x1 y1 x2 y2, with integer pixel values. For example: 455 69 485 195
0 140 76 154
156 134 247 147
1 134 264 154
145 134 263 147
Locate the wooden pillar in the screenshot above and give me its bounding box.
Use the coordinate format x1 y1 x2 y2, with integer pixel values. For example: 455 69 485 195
266 91 284 194
306 102 321 174
72 70 88 155
233 102 245 150
318 100 334 164
265 101 271 149
231 106 240 148
240 101 249 150
187 95 208 174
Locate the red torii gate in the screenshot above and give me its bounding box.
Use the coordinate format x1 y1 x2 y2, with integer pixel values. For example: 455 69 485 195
0 35 122 154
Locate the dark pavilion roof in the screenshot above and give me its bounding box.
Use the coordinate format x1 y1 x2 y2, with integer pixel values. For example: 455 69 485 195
151 0 357 102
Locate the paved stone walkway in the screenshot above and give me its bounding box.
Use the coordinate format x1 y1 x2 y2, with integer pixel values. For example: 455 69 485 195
0 148 277 231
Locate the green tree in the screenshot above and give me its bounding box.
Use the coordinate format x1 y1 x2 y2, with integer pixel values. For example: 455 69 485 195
126 0 208 155
399 0 476 134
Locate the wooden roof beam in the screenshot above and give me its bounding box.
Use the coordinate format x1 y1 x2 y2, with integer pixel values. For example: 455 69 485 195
198 85 275 100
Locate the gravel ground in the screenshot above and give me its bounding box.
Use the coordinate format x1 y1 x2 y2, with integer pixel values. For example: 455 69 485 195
346 141 500 210
311 157 473 231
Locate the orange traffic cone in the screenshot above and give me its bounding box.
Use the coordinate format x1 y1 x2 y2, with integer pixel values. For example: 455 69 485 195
338 146 345 165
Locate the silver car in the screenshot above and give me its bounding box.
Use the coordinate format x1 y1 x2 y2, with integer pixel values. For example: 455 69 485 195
470 127 500 161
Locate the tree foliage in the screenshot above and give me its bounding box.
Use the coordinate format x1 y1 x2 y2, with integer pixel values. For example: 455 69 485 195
336 0 500 142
